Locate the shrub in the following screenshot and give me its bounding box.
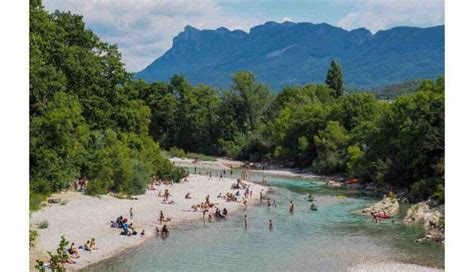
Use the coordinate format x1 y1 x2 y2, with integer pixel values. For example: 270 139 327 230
186 152 217 161
430 183 445 204
38 220 49 229
35 235 70 272
168 147 186 158
30 229 39 248
85 179 112 195
128 159 150 195
161 166 188 183
311 150 345 174
409 178 440 202
30 193 47 211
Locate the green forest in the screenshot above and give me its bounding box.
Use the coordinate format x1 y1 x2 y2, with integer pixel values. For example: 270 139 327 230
30 0 444 209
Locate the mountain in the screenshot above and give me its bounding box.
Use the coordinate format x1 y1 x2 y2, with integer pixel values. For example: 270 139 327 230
135 21 444 91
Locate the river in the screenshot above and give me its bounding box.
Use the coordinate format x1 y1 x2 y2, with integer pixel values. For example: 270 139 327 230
89 169 444 271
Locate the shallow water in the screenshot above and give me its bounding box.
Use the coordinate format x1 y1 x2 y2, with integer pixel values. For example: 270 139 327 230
89 170 444 271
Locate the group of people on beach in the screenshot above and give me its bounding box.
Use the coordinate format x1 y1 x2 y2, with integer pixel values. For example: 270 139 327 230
64 238 98 264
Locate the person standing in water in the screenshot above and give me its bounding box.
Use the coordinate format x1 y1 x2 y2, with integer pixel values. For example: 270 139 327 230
273 199 277 207
162 225 169 235
289 201 294 213
203 209 208 221
269 219 273 230
260 189 264 204
159 211 164 224
244 214 248 229
230 166 233 176
267 198 271 208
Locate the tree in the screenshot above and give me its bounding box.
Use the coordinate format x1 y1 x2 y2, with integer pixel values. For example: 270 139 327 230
30 1 179 203
312 121 348 174
35 236 70 272
231 71 272 132
325 60 344 98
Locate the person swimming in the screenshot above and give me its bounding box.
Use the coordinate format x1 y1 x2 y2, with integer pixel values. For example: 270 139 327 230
310 202 318 211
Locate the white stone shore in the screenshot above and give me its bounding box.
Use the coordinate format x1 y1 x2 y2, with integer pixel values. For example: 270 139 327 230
30 174 267 271
347 262 444 272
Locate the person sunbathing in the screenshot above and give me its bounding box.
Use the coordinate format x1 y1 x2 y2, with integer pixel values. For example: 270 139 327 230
64 258 76 264
116 216 124 227
129 223 137 235
84 240 92 251
185 193 191 199
68 242 80 258
90 238 97 250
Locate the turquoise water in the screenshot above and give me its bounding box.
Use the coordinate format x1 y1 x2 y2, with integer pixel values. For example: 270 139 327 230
89 170 444 271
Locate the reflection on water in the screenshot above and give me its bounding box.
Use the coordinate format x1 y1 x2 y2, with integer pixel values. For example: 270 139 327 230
89 169 444 271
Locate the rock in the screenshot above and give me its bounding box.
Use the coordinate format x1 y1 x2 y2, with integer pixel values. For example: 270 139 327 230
403 202 430 224
362 196 399 216
404 201 445 244
326 180 343 188
418 227 445 243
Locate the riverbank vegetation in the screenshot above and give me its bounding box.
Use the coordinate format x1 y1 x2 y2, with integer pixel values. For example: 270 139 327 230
29 1 183 209
30 0 444 208
134 71 444 202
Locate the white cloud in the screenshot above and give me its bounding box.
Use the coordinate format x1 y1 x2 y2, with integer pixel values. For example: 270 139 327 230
337 0 444 32
43 0 259 72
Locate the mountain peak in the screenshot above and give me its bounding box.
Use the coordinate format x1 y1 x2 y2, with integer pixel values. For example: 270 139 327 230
183 25 199 32
137 22 444 90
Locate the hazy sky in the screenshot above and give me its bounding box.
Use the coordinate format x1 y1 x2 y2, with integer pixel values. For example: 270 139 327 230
43 0 445 72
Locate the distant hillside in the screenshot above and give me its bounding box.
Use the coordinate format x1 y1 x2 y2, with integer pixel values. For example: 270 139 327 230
135 21 444 91
371 80 423 99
